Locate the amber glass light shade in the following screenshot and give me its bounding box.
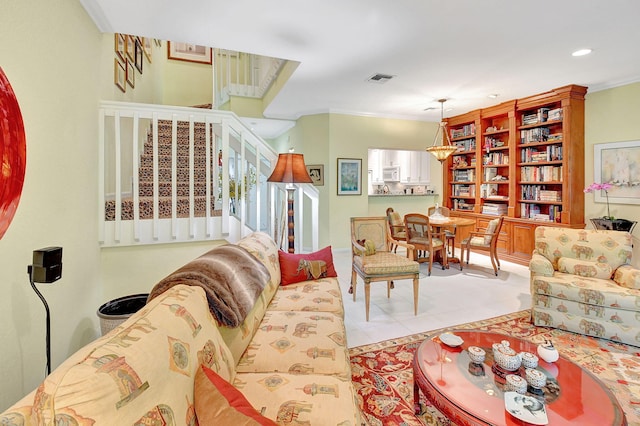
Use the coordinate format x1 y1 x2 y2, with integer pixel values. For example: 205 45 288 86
426 99 457 163
267 153 313 183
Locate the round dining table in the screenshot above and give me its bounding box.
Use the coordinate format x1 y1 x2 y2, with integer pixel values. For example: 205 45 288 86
429 216 476 268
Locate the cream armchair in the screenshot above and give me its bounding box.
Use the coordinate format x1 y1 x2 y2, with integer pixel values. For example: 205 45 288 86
530 226 640 346
350 216 420 321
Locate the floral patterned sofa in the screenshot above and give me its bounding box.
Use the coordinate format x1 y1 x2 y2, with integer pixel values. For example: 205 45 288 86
0 232 361 425
530 226 640 347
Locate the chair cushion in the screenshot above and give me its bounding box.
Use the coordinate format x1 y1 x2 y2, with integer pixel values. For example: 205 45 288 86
389 211 403 227
407 236 444 248
557 257 613 279
484 218 500 244
354 252 419 275
468 236 489 246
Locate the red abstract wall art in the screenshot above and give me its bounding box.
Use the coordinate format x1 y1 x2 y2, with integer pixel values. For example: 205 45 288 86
0 67 26 239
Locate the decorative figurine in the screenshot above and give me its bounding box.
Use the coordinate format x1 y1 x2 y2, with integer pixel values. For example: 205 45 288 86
537 339 559 363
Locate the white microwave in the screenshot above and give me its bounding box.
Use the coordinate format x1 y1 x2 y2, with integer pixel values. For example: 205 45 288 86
382 166 400 182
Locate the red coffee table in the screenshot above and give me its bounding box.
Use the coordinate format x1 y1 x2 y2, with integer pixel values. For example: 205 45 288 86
413 330 627 425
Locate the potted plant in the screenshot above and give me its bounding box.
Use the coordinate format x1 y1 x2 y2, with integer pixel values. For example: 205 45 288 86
584 182 636 232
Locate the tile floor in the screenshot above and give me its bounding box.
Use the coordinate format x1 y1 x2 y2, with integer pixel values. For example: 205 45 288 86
333 248 532 348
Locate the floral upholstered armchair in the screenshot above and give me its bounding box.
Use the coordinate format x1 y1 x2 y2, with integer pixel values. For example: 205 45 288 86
530 226 640 346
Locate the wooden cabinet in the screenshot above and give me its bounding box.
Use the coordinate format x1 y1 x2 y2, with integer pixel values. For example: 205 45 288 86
444 85 587 264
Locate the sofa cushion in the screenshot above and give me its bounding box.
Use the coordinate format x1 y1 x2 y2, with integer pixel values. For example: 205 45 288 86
234 372 362 426
533 227 633 270
279 246 337 286
557 257 613 279
194 365 277 425
235 310 350 379
614 264 640 290
531 273 639 311
268 277 345 317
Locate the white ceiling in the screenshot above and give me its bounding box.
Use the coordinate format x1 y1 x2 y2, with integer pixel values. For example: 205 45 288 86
82 0 640 125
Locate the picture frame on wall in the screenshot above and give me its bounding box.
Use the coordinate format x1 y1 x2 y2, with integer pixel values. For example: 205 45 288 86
134 38 144 73
167 41 212 64
594 140 640 205
337 158 362 195
306 164 324 186
114 58 126 93
125 35 136 61
126 60 135 88
114 33 125 61
142 37 153 63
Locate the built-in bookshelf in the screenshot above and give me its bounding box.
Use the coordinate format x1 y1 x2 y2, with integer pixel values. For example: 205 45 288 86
442 85 586 265
446 110 480 214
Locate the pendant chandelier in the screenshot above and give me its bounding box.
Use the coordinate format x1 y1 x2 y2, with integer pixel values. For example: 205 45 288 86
426 98 457 163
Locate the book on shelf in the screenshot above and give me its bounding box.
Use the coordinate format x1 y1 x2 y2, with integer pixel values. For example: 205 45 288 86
482 202 507 215
450 123 475 139
521 107 550 125
547 108 562 121
520 127 550 143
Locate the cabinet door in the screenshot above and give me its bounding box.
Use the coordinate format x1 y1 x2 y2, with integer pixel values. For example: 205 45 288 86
408 151 430 183
511 221 536 260
368 150 383 184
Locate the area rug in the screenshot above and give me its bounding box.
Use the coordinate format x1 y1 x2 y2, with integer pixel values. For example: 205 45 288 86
349 310 640 425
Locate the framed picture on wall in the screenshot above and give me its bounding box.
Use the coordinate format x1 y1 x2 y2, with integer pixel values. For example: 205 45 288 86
134 38 144 73
167 41 212 64
126 60 135 88
594 140 640 205
306 164 324 186
114 33 125 61
142 37 153 63
125 35 136 61
337 158 362 195
114 58 126 93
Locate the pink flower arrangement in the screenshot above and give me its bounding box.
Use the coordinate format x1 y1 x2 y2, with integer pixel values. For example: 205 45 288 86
584 182 614 219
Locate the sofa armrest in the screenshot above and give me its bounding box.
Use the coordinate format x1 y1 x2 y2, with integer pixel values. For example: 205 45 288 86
613 264 640 289
529 253 554 277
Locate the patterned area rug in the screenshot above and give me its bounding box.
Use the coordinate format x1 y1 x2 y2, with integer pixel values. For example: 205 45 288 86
349 310 640 425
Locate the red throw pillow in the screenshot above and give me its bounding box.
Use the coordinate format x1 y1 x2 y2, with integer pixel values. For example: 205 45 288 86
194 364 277 425
278 246 337 286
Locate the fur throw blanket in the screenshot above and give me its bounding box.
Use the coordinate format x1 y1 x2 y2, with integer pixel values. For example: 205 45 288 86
147 244 270 327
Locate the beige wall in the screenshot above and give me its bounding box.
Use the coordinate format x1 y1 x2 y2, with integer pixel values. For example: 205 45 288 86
278 114 440 249
163 58 213 107
0 0 103 410
585 82 640 257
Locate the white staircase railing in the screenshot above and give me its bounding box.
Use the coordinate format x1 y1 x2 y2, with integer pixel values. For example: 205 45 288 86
213 49 285 108
98 101 318 250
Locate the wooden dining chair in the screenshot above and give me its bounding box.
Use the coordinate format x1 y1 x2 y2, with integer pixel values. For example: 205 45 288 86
350 216 420 321
404 213 448 276
460 215 504 275
386 207 406 252
428 205 455 256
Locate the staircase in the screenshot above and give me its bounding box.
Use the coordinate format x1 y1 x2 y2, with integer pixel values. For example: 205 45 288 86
104 120 221 221
98 101 320 250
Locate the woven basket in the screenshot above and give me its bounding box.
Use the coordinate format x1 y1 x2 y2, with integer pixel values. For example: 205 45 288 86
97 293 148 336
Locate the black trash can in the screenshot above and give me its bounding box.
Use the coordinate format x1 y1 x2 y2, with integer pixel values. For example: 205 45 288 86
97 293 149 336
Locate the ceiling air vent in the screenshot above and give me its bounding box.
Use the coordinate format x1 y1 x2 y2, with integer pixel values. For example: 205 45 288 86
367 73 395 84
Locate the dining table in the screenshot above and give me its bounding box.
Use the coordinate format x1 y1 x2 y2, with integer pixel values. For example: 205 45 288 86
429 216 476 268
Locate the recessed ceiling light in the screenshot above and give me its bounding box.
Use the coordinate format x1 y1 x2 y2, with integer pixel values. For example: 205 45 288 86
572 48 592 57
488 94 499 99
